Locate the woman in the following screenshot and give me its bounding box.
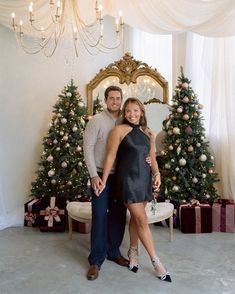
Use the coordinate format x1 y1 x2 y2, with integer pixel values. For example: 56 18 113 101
99 97 171 282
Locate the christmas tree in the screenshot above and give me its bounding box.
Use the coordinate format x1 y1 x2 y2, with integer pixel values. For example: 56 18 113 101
160 68 219 204
93 94 103 114
30 80 91 201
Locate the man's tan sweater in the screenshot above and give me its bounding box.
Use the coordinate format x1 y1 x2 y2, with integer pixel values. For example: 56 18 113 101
83 109 121 178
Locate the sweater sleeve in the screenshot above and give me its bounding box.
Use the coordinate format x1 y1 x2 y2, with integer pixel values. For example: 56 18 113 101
83 119 99 178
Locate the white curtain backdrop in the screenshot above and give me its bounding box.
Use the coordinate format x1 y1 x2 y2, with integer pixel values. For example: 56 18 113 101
185 33 235 200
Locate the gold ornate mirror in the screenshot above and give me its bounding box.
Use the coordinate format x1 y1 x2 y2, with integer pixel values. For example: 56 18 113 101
86 52 169 114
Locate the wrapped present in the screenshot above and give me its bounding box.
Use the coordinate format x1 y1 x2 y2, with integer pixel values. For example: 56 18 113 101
179 200 212 233
24 198 42 227
212 199 235 233
72 220 91 233
39 196 66 232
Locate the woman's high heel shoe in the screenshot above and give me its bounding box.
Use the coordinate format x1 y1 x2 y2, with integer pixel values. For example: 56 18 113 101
128 246 139 273
151 257 172 282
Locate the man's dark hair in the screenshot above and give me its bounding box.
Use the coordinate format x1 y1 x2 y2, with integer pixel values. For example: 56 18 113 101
104 86 123 101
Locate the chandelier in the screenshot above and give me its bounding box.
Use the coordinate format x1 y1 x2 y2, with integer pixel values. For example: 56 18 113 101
10 0 124 57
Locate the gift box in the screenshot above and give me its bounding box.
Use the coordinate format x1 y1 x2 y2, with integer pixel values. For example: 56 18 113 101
39 196 66 232
212 199 235 233
179 202 212 233
72 220 91 233
24 198 42 227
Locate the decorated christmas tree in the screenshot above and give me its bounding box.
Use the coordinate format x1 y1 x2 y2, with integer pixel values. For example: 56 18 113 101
160 68 219 204
93 94 103 114
30 80 91 201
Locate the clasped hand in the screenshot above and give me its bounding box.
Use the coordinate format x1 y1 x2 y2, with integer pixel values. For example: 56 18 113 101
152 173 161 192
91 176 105 196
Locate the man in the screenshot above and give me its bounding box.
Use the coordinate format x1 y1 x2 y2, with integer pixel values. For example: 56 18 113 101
83 86 128 281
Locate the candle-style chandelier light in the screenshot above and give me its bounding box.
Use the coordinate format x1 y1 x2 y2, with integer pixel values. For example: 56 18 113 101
11 0 124 57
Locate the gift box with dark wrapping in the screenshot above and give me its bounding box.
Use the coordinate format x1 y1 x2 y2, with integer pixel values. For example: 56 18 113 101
24 198 42 227
72 220 91 233
212 199 235 233
179 203 212 233
39 196 66 232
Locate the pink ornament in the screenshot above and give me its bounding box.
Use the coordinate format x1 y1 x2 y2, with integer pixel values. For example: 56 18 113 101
182 96 189 103
183 114 190 120
181 82 189 89
185 126 192 135
177 107 183 113
188 145 194 152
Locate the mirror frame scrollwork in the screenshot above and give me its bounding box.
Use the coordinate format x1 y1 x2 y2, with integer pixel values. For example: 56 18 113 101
86 52 169 114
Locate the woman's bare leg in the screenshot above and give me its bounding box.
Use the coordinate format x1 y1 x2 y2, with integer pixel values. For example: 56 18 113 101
127 202 167 276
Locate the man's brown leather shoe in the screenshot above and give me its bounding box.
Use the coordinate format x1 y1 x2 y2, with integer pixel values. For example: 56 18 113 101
107 255 129 267
87 265 99 280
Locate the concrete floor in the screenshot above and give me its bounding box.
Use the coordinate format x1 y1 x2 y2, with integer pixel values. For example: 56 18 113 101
0 225 235 294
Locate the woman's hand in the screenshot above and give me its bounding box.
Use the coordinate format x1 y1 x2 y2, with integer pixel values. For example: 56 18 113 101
152 172 161 192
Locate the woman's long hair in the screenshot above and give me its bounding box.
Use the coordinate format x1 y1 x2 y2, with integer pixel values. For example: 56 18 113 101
122 97 148 130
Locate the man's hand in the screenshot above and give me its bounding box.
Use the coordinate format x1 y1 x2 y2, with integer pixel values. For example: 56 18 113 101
91 176 105 196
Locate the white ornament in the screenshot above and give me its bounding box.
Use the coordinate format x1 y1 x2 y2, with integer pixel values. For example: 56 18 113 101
172 185 180 192
48 170 55 177
51 179 56 184
78 101 84 107
164 163 171 169
196 143 201 147
65 143 70 147
179 158 186 166
60 131 64 136
47 155 53 162
61 118 67 124
67 181 72 186
175 167 179 171
72 126 78 132
61 161 68 168
173 127 180 134
192 177 198 183
171 159 175 162
176 144 182 155
57 113 62 118
201 136 205 140
56 147 60 151
199 154 207 162
202 174 206 178
76 146 82 152
53 139 58 144
66 92 72 97
168 145 174 151
78 162 83 166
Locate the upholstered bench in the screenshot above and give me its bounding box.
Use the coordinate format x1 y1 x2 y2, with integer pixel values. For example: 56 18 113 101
66 201 174 241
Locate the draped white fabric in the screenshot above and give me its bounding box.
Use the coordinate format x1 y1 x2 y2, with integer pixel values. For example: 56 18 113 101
1 0 235 37
185 33 235 200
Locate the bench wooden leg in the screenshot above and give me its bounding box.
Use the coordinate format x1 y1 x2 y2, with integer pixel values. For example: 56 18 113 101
169 215 173 241
68 215 72 240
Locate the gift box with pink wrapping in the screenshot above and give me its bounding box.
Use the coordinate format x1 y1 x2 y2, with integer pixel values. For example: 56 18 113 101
179 201 212 233
39 196 66 232
24 198 42 227
212 199 235 233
